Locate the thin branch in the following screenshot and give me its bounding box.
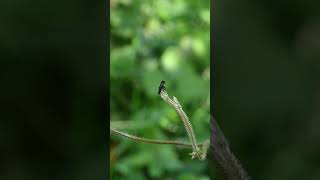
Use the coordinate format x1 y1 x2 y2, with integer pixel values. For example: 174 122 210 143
110 128 204 147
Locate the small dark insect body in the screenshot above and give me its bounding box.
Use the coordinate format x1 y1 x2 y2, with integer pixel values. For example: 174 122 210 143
158 80 166 94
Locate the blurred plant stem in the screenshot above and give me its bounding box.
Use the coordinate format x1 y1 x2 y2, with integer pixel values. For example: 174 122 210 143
210 116 250 180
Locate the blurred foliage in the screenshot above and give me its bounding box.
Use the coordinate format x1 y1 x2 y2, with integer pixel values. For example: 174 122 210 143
0 0 106 179
214 0 320 180
110 0 210 179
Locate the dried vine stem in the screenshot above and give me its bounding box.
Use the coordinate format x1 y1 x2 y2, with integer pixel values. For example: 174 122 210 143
159 90 203 160
110 128 204 147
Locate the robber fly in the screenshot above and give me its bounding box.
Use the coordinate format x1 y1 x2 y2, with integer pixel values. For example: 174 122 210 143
158 80 166 94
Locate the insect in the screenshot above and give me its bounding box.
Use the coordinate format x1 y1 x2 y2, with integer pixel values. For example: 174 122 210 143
158 80 166 94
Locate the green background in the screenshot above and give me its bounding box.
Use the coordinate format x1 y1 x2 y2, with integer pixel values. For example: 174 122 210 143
214 0 320 180
0 0 107 180
110 0 210 179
